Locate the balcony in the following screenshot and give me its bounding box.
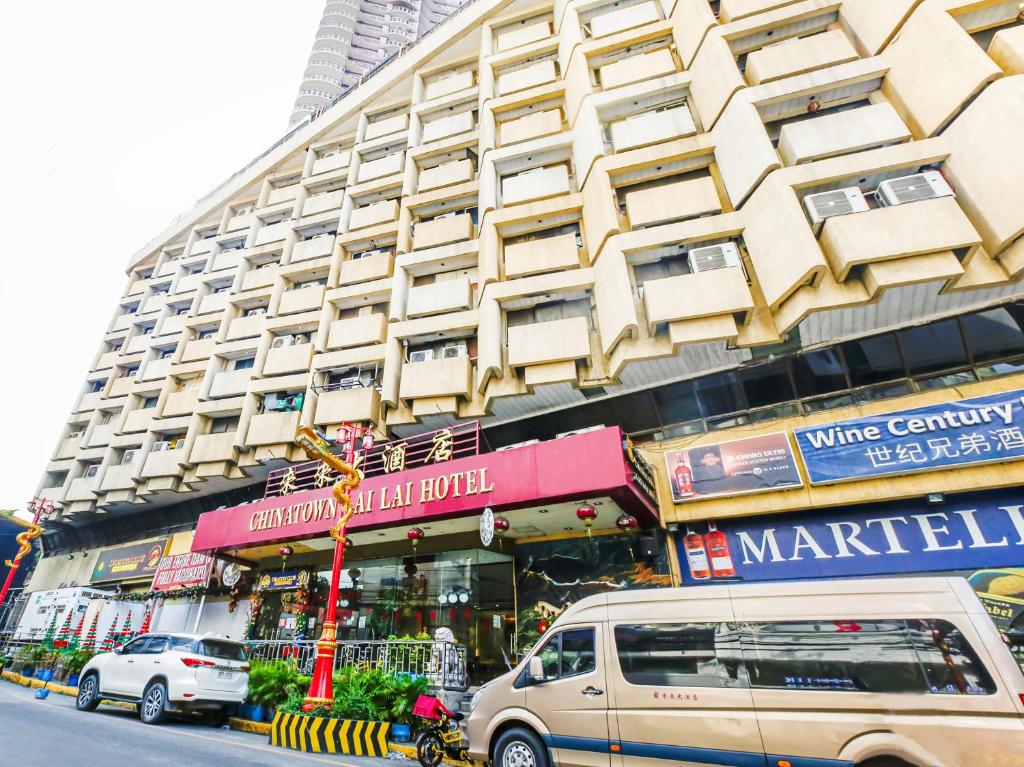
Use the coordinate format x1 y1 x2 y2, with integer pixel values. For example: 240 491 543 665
505 232 579 278
407 278 472 318
66 476 100 503
246 410 303 446
109 376 134 398
599 48 675 90
191 432 237 463
745 28 859 86
189 238 216 257
327 313 388 349
302 190 344 217
163 390 200 417
126 334 152 354
198 291 230 314
225 212 254 232
111 313 134 332
356 152 405 183
349 200 399 230
78 391 105 412
209 369 253 398
399 355 473 400
500 109 563 146
339 251 393 285
497 60 558 96
175 273 203 294
626 176 721 228
87 422 115 447
496 20 551 52
182 337 215 362
314 386 380 424
264 341 315 376
255 221 291 246
142 357 172 381
267 184 300 206
503 166 570 206
508 316 591 367
279 285 326 315
292 235 336 263
610 105 696 152
643 267 754 335
141 294 168 314
413 213 475 250
100 464 137 492
160 314 189 336
212 249 244 272
424 70 474 99
590 1 661 38
777 103 911 166
94 351 119 370
422 111 475 144
141 448 186 478
122 409 155 433
227 314 266 340
820 196 981 281
418 159 474 193
55 435 81 459
242 266 278 291
364 113 409 141
311 150 351 176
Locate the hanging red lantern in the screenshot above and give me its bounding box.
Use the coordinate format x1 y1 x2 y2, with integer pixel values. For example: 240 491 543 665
279 545 294 571
407 527 424 551
576 503 598 538
616 514 639 532
493 516 511 535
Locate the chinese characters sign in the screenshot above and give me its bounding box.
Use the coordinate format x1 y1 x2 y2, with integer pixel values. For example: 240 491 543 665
664 433 803 503
794 389 1024 484
151 552 215 591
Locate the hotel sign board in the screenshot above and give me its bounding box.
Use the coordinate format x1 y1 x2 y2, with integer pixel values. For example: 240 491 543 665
795 389 1024 484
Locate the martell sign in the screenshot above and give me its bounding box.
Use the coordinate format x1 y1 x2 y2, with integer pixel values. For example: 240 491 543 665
191 427 656 553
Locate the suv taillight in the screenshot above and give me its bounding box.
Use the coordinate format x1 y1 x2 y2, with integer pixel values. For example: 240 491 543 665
181 658 216 668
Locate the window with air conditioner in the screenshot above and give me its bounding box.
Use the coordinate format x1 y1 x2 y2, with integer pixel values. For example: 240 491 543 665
88 381 106 393
209 416 240 434
687 243 742 274
197 329 217 339
442 341 467 359
83 465 100 478
68 430 85 439
803 187 870 226
120 450 139 466
158 348 175 359
244 307 267 317
272 334 295 349
876 171 954 207
409 349 434 363
151 440 171 452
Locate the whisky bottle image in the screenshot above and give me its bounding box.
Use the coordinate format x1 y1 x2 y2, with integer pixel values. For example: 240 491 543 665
705 522 736 578
684 528 711 580
674 460 695 498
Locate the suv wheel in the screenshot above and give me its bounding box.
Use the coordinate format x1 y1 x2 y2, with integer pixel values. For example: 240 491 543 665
140 682 169 725
494 728 549 767
76 673 100 711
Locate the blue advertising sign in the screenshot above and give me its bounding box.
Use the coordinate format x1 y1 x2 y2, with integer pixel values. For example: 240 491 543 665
794 388 1024 484
676 491 1024 588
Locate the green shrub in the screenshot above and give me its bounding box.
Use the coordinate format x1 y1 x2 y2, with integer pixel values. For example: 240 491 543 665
59 650 94 677
247 660 309 709
278 667 430 724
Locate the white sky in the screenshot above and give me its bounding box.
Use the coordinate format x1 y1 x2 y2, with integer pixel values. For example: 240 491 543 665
0 1 325 515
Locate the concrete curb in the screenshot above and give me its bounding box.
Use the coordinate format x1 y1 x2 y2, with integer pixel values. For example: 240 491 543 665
229 716 272 735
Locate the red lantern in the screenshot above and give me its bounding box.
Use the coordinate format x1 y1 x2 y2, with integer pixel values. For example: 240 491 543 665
407 527 424 551
576 503 598 538
616 514 639 532
279 545 294 571
493 516 511 535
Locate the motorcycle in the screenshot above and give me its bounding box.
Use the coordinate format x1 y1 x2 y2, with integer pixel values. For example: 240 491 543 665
413 694 468 767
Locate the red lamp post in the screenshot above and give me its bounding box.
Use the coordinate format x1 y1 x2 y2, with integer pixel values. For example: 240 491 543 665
0 497 53 609
294 423 373 712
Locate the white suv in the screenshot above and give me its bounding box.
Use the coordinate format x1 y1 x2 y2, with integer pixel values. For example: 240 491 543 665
76 633 249 725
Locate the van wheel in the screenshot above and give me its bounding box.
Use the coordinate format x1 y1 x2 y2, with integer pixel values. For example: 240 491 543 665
494 728 549 767
140 682 169 725
858 758 916 767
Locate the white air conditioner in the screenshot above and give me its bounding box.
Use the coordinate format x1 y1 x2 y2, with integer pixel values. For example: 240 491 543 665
248 307 267 316
271 335 295 349
299 282 319 290
876 171 954 207
354 248 384 260
495 439 540 452
803 187 870 226
84 466 99 478
151 441 171 452
556 425 605 439
409 349 434 363
121 450 139 465
441 341 467 359
294 334 310 344
687 242 742 274
68 430 85 439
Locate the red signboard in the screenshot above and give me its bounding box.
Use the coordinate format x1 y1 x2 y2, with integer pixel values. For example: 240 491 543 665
151 552 215 591
191 427 656 553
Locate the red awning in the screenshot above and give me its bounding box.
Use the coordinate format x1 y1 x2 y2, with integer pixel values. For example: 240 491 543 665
191 427 657 553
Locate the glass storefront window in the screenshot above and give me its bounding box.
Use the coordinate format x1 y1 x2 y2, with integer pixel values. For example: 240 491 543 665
899 319 968 375
843 334 904 387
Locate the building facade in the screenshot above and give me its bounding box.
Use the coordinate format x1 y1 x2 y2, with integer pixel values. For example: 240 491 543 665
22 0 1024 666
290 0 474 126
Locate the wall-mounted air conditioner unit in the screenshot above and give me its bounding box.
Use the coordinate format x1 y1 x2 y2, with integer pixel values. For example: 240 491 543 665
495 439 540 452
271 335 295 349
151 441 171 452
121 450 139 465
353 248 384 260
441 341 467 359
876 171 954 207
556 425 605 439
687 242 742 274
409 349 434 363
68 430 85 439
249 307 267 316
803 187 869 227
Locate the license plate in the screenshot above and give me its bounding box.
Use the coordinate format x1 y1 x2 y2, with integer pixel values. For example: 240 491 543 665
217 671 234 679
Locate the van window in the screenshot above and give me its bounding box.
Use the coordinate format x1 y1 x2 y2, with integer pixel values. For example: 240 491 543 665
907 619 997 695
532 628 596 683
614 623 744 688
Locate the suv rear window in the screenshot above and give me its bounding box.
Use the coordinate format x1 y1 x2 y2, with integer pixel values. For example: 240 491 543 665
196 640 247 661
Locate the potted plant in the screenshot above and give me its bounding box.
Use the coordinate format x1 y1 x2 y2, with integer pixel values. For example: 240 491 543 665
385 672 429 743
247 660 305 721
34 647 58 681
13 645 37 677
59 650 93 687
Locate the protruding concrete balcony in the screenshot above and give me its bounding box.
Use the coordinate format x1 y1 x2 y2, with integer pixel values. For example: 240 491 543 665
349 200 399 230
339 251 393 285
182 338 215 362
87 423 115 447
225 212 254 232
413 213 474 250
599 48 676 90
291 235 336 263
227 314 265 340
778 103 911 166
142 294 168 314
422 111 475 144
188 238 216 257
503 166 570 206
160 314 189 336
327 313 387 349
610 105 696 152
212 249 244 271
311 150 351 176
190 432 237 463
496 20 551 53
198 291 230 314
497 60 557 96
424 70 475 99
111 313 134 332
301 190 344 217
37 485 67 504
500 108 563 146
820 196 981 281
279 284 326 315
590 1 661 38
142 357 172 382
643 267 754 341
109 377 134 398
66 476 100 502
141 448 187 479
266 184 300 206
505 232 579 278
94 351 119 370
246 410 302 446
356 152 405 183
418 160 474 193
54 435 81 460
175 273 203 294
100 464 138 492
77 391 105 412
745 28 859 85
626 176 721 228
122 409 155 433
126 334 153 354
209 369 253 398
407 278 472 318
399 355 473 400
508 316 591 367
163 390 200 417
242 266 278 291
314 386 380 424
364 113 409 141
264 342 315 376
255 221 291 246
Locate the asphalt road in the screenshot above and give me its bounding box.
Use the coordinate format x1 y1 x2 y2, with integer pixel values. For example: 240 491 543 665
0 681 406 767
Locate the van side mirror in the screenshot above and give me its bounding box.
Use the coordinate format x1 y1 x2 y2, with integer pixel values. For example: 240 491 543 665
529 656 545 682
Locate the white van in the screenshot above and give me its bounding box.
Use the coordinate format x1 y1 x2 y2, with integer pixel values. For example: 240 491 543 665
466 577 1024 767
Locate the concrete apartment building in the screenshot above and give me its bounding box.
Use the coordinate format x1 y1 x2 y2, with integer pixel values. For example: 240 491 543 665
18 0 1024 649
290 0 473 125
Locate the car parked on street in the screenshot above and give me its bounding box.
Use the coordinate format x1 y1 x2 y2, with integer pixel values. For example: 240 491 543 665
467 577 1024 767
76 632 249 725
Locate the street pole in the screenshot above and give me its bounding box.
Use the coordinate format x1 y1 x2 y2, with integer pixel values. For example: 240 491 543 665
0 498 52 609
293 424 370 712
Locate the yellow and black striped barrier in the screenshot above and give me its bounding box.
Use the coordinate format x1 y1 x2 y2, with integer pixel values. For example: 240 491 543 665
269 711 391 756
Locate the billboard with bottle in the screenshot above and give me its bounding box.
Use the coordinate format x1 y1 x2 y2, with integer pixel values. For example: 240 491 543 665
664 432 804 503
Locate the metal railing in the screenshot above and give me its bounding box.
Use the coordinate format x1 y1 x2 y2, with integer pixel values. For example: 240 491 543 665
246 639 469 691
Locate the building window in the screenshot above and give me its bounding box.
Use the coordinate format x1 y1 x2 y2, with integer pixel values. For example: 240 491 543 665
141 397 158 409
209 416 240 434
88 381 106 393
899 319 968 376
232 357 255 371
